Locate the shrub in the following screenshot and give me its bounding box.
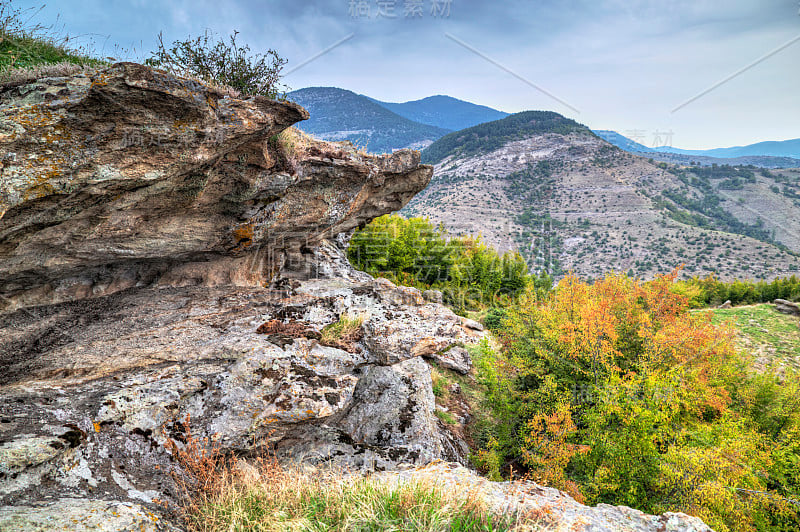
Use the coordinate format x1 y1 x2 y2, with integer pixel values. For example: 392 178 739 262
674 274 800 308
483 308 508 331
146 30 286 98
475 271 800 531
348 215 533 313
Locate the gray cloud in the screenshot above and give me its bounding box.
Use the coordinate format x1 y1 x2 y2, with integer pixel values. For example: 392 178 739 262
16 0 800 148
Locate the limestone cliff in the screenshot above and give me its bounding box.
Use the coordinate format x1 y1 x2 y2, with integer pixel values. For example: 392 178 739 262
0 65 711 532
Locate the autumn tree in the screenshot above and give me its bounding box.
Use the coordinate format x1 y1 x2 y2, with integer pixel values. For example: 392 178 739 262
475 270 800 532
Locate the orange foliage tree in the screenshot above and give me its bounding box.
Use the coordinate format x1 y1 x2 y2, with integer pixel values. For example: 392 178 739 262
475 270 800 532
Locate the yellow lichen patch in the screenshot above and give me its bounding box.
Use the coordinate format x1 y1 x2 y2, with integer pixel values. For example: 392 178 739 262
171 118 197 144
3 103 82 205
90 71 111 88
6 103 58 135
232 222 255 250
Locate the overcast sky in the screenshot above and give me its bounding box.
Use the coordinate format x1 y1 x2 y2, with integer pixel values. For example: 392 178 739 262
19 0 800 149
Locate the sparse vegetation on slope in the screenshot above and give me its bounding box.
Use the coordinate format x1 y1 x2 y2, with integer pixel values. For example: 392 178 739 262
407 121 800 281
0 2 105 76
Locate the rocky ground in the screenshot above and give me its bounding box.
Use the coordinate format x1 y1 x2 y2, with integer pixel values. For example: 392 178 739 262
0 64 712 531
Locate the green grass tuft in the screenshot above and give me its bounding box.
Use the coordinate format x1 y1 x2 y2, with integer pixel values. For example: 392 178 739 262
435 409 458 425
0 3 107 75
320 313 365 344
186 460 518 531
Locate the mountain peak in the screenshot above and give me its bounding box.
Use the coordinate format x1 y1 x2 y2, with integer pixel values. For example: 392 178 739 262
372 94 509 132
287 87 450 153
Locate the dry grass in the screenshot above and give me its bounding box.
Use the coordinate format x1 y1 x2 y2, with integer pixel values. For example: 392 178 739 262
0 2 108 75
164 419 521 531
0 60 93 84
184 458 521 532
319 313 365 353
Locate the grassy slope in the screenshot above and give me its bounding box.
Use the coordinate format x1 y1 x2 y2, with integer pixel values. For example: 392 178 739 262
0 3 106 74
709 304 800 371
0 34 99 71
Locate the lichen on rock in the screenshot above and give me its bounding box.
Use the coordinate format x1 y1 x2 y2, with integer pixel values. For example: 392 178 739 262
0 62 479 527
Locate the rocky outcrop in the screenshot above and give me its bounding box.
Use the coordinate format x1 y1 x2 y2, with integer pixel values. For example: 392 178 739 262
376 462 713 532
0 62 430 310
0 65 714 532
0 64 487 523
0 258 482 507
774 299 800 317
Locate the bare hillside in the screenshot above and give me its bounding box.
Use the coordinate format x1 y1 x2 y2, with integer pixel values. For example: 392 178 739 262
405 130 800 280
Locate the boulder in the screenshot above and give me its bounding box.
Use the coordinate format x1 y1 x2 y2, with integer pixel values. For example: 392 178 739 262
774 299 800 317
422 289 443 304
432 346 472 375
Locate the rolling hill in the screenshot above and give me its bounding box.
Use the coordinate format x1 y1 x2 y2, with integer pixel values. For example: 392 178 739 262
657 138 800 159
404 112 800 281
422 111 589 164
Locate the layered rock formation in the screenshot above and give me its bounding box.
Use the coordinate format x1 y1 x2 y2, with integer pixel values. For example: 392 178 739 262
0 62 484 526
0 62 430 310
0 64 711 531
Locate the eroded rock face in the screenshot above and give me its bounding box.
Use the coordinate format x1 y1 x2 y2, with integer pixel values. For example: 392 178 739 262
0 254 483 510
0 64 472 524
0 63 431 310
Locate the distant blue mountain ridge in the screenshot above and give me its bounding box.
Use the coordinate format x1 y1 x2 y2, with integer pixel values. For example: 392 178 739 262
367 94 509 132
285 87 798 164
287 87 509 153
594 130 800 160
